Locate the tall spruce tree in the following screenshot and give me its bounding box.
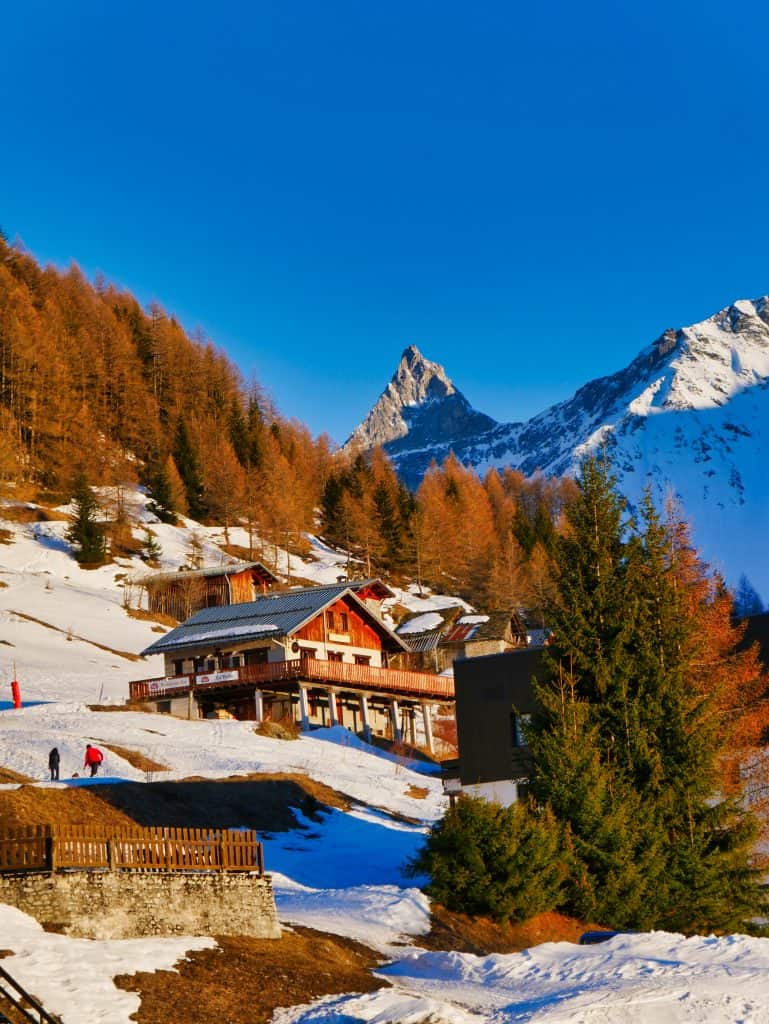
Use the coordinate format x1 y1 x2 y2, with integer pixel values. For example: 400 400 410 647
529 455 766 933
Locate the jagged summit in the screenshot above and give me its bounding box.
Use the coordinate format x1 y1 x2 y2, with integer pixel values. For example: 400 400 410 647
345 345 496 451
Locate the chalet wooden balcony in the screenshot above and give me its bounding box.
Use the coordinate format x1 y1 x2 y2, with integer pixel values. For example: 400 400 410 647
129 658 455 704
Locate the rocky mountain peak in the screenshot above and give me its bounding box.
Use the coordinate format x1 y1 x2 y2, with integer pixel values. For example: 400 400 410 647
345 345 495 452
391 345 456 405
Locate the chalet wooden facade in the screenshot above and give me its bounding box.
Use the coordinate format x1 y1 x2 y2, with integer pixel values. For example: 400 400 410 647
131 581 450 752
138 561 278 622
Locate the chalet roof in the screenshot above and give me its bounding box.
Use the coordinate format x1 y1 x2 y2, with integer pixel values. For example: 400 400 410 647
137 561 278 588
441 610 527 645
141 582 406 657
399 627 445 653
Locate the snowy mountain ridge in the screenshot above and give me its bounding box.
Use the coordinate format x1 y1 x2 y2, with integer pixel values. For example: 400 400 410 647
349 297 769 596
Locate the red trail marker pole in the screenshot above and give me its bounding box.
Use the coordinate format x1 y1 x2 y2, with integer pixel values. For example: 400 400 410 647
10 660 21 708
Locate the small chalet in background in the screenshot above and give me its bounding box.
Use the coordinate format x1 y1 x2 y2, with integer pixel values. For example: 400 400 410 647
137 561 279 622
399 609 528 673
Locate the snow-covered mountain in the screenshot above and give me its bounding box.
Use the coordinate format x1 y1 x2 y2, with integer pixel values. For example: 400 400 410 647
349 298 769 596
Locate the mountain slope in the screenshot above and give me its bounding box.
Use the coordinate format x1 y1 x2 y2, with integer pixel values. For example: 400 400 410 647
351 299 769 595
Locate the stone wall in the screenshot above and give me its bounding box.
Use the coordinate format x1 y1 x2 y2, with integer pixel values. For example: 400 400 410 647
0 869 281 940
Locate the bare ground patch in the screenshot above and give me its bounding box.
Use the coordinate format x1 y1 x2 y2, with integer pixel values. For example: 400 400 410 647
0 775 351 834
405 784 429 800
96 744 169 774
115 927 386 1024
421 905 595 954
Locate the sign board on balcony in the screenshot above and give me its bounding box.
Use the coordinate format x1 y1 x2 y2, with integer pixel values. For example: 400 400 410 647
196 670 239 686
328 632 350 643
148 676 188 694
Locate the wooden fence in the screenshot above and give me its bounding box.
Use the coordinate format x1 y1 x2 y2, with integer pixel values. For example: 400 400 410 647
0 824 264 875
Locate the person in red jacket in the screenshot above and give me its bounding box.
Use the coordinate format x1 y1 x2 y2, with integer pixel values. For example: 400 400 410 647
84 743 104 777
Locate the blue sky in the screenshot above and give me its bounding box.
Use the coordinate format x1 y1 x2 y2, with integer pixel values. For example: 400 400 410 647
3 1 769 443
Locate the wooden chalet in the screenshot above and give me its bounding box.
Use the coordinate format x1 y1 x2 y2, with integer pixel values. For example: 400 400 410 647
130 581 452 752
138 561 278 621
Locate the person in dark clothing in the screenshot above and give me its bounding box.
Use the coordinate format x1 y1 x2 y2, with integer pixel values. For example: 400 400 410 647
83 743 104 777
48 747 60 781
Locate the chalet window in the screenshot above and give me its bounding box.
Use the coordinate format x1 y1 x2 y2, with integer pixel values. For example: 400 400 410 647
173 660 184 676
327 651 344 662
511 712 531 748
206 660 216 672
299 646 316 660
354 655 370 666
339 612 349 632
230 655 241 668
325 611 335 629
193 657 204 672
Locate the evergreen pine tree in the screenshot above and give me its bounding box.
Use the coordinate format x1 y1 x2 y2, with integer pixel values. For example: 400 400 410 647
529 458 767 932
408 797 567 924
173 419 205 519
146 457 178 524
66 474 107 566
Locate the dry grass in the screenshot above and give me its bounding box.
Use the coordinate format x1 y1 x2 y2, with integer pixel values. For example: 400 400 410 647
115 927 386 1024
124 606 178 628
405 784 430 800
0 774 351 834
0 504 67 524
255 719 300 741
96 743 169 774
0 785 140 830
0 766 33 784
7 610 143 661
421 906 597 955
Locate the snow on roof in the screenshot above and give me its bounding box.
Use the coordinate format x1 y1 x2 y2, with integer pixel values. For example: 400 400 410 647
397 612 445 635
141 582 408 656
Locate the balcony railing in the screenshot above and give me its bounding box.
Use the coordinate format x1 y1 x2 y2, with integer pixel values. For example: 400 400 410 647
130 657 455 703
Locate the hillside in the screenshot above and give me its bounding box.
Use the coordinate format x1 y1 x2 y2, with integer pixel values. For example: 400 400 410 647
2 492 769 1021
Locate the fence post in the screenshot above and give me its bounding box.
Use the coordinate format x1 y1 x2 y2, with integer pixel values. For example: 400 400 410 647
218 837 226 872
107 839 116 871
257 842 264 875
46 835 58 872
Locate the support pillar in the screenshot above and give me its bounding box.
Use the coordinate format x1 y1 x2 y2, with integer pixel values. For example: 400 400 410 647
409 708 417 746
187 687 195 721
422 703 434 755
327 688 338 726
390 698 401 742
359 694 372 743
254 689 264 724
298 685 310 731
